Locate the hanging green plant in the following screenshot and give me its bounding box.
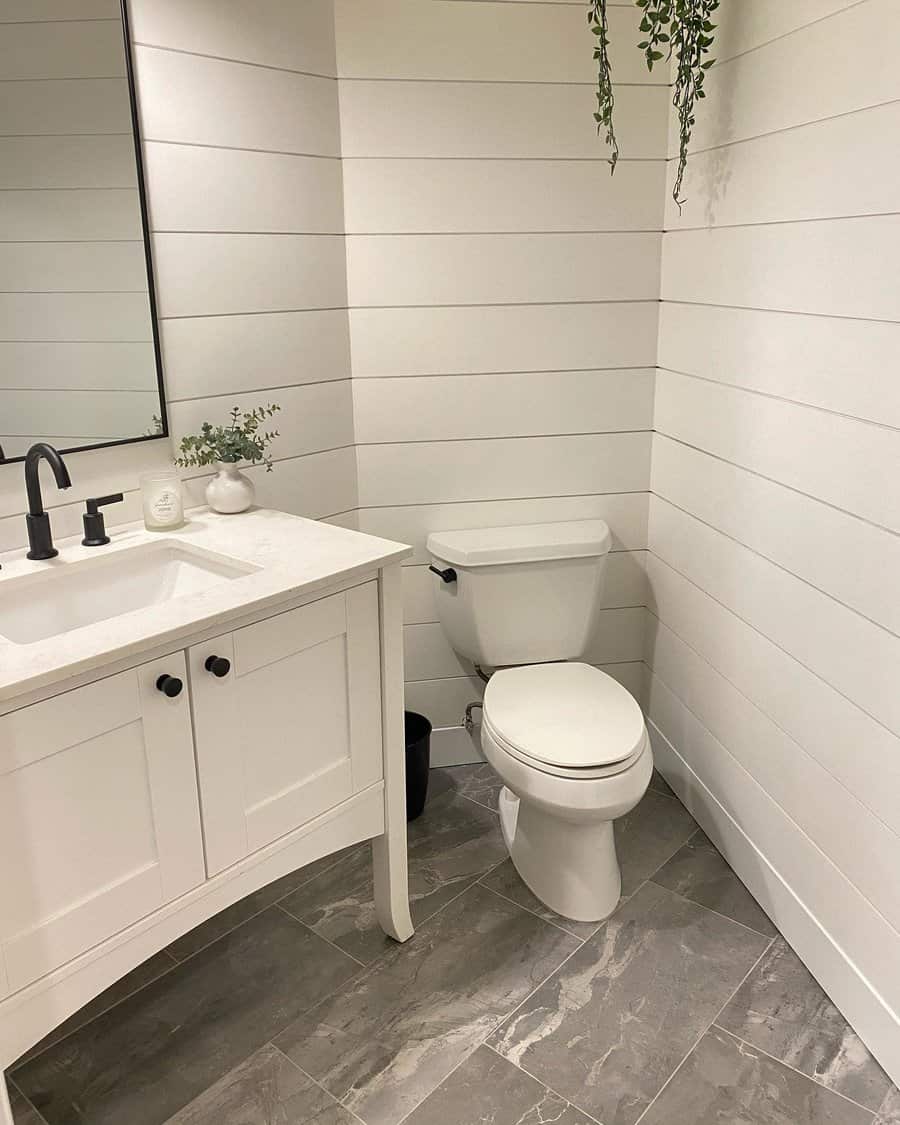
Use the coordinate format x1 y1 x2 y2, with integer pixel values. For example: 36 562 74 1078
587 0 619 173
589 0 718 208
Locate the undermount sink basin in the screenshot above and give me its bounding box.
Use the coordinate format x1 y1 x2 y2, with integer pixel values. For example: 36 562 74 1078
0 541 257 645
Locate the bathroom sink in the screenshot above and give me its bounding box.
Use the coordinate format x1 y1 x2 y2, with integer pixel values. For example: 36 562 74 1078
0 541 256 645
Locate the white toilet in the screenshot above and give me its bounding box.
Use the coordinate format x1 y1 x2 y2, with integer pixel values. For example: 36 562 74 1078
426 520 652 922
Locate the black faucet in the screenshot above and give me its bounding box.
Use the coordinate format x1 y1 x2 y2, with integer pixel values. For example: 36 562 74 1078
24 443 72 560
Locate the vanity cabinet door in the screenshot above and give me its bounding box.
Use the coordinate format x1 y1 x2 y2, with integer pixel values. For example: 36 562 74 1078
190 582 384 875
0 654 204 995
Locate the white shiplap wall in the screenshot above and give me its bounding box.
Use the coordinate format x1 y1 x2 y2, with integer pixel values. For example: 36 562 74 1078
337 0 667 754
0 0 356 550
647 0 900 1083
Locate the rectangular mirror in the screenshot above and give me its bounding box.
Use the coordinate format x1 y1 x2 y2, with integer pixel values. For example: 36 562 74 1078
0 0 167 465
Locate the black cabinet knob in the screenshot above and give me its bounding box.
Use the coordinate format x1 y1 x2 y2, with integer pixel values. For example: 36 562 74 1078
205 655 231 678
156 674 183 698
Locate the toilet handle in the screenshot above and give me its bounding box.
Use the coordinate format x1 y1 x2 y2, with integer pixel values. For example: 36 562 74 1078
429 565 457 584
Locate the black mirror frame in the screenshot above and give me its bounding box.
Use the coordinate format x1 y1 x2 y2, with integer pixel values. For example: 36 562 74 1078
0 0 169 467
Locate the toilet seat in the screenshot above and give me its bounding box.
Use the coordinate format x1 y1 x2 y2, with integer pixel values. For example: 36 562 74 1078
482 662 647 779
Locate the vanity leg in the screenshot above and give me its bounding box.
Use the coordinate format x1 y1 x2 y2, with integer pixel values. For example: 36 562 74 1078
373 565 414 943
1 1074 15 1125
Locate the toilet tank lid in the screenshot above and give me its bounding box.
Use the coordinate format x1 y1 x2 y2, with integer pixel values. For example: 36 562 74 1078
426 520 612 567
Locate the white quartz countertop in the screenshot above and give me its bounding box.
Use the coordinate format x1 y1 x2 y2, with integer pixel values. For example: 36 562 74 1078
0 508 411 706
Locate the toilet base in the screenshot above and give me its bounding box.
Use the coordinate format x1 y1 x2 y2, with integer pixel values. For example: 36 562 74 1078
498 786 621 923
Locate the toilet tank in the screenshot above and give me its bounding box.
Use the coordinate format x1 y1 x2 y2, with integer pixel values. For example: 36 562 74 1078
426 520 611 667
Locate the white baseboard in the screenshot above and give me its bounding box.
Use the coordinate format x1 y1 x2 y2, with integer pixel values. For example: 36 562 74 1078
430 724 484 768
649 720 900 1086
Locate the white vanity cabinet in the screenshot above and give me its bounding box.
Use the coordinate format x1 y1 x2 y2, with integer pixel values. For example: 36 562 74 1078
0 652 205 996
189 582 384 875
0 512 414 1116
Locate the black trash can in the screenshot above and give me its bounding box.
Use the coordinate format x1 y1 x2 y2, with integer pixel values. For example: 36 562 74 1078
404 710 432 821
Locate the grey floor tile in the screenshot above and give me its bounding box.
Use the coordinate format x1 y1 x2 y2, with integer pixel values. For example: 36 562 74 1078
615 787 698 895
647 768 675 797
641 1026 873 1125
479 859 599 940
439 763 504 811
163 1044 356 1125
404 1044 595 1125
8 1086 46 1125
489 881 770 1125
167 848 358 962
15 907 360 1125
280 790 507 964
275 883 580 1125
13 951 177 1068
875 1085 900 1124
718 936 894 1112
651 830 778 937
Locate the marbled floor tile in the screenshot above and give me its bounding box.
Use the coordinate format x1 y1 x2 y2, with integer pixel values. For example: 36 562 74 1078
8 1086 46 1125
641 1026 873 1125
167 847 358 962
163 1044 357 1125
647 768 675 797
875 1085 900 1124
651 830 778 937
404 1045 595 1125
479 859 599 940
489 881 770 1125
275 883 580 1125
15 908 360 1125
439 763 504 811
614 787 698 895
718 936 894 1112
13 950 177 1068
280 791 507 964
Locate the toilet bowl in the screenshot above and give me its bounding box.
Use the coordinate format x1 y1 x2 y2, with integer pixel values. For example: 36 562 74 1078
425 520 652 924
480 662 652 922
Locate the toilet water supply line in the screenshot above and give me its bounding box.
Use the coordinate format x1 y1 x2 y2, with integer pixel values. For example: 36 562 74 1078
464 666 491 730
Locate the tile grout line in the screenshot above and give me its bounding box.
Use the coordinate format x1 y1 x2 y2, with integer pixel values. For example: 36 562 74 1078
169 843 370 963
485 1043 610 1125
10 956 179 1074
6 1074 49 1125
709 1025 882 1120
475 879 596 943
12 849 367 1073
648 882 776 942
631 938 776 1125
274 867 525 1124
387 889 606 1125
268 1043 369 1125
455 789 503 814
478 879 656 1059
274 903 368 970
389 1049 478 1125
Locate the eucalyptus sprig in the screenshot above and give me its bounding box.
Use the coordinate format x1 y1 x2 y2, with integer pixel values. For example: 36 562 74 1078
587 0 618 173
175 403 281 473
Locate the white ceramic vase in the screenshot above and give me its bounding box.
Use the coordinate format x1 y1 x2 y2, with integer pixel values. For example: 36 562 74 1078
205 461 254 514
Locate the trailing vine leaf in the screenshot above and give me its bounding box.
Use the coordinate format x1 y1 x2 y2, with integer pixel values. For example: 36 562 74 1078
588 0 717 207
669 0 718 208
587 0 618 172
635 0 672 72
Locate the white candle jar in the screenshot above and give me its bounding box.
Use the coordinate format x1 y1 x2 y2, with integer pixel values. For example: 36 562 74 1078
140 470 184 530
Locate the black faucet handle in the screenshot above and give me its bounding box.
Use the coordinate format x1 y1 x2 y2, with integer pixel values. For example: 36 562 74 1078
85 493 124 515
82 493 124 547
